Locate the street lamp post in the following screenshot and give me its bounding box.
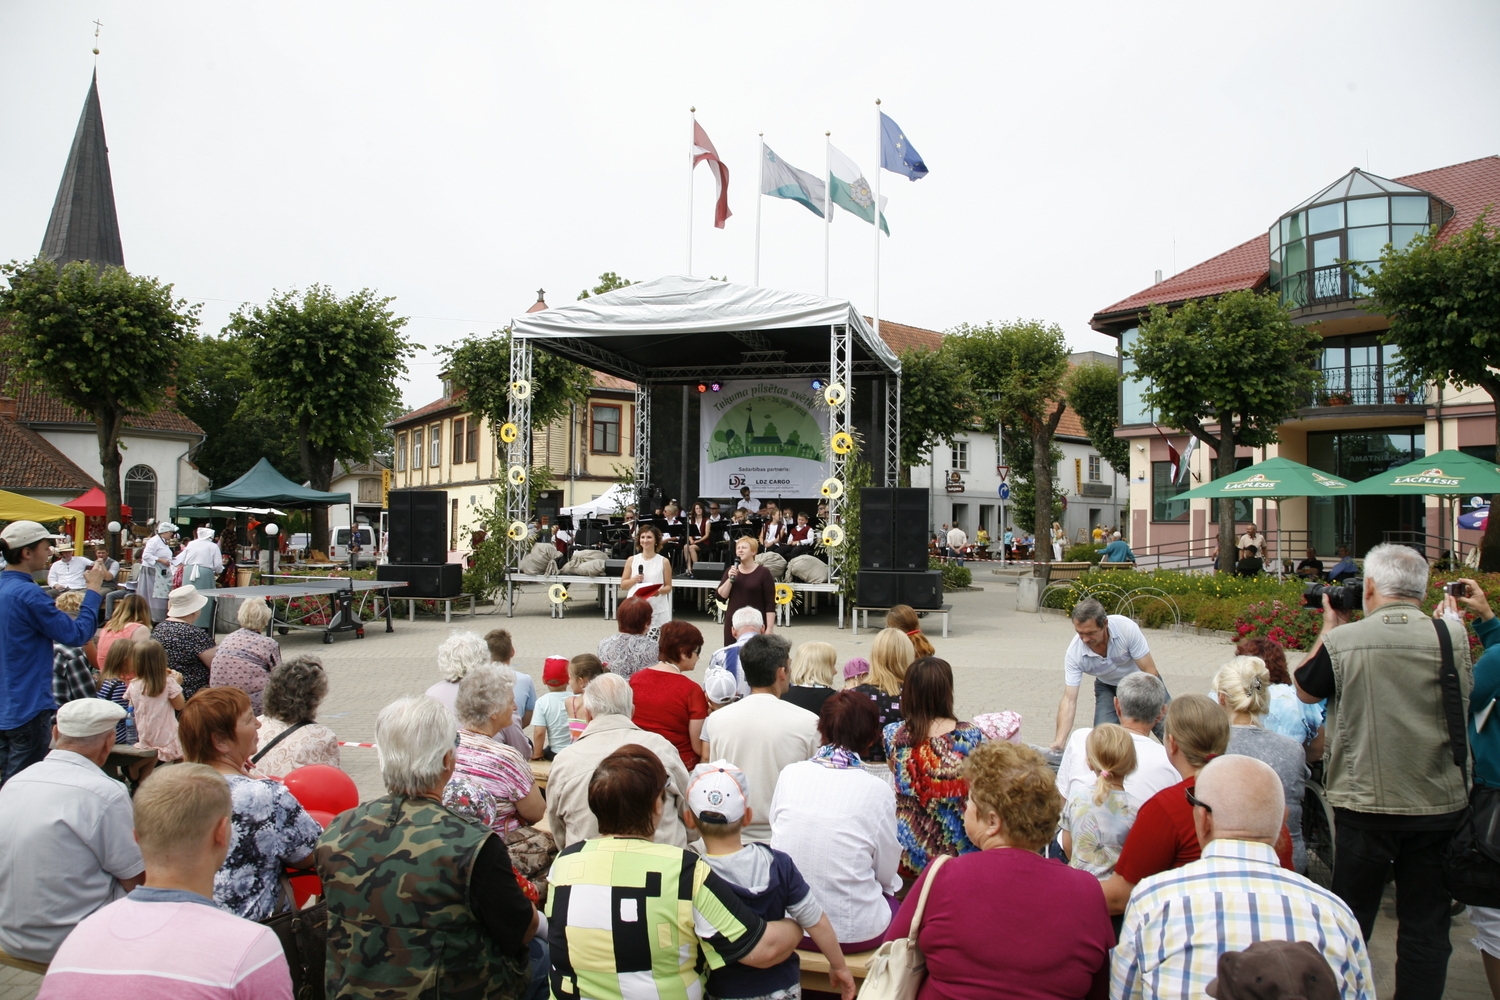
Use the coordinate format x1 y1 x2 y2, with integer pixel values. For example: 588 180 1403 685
265 523 279 579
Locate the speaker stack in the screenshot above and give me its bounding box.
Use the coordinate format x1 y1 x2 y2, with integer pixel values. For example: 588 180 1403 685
857 488 942 608
380 489 461 597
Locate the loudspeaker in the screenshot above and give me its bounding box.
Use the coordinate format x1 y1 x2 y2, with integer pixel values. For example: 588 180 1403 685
386 491 412 564
410 492 447 564
387 490 448 564
862 506 896 569
860 488 928 570
857 570 900 608
692 561 725 581
377 562 462 598
900 570 944 609
536 490 563 525
604 559 628 576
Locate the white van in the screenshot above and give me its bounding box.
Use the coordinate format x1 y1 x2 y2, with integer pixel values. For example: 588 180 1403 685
329 525 376 567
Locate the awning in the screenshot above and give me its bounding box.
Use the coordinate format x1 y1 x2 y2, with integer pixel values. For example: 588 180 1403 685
1176 456 1357 500
0 489 85 542
1346 449 1500 495
63 487 131 520
177 458 351 509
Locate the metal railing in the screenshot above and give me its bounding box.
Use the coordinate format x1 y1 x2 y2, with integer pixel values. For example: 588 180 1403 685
1279 264 1372 309
1381 529 1475 565
1129 528 1313 573
1315 364 1423 407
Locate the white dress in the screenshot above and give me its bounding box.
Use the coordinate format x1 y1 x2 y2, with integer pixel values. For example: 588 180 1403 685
627 553 672 630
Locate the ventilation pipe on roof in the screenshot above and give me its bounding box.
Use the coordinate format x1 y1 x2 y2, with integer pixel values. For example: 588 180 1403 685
1154 269 1163 285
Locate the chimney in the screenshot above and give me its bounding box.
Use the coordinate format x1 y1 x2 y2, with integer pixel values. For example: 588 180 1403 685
0 397 15 420
1154 269 1163 285
164 385 177 400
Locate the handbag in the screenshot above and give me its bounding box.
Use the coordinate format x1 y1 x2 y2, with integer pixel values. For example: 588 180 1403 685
260 877 328 1000
1434 617 1500 906
857 854 950 1000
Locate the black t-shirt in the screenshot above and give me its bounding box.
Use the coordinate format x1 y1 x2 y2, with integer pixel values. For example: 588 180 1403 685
1297 557 1324 576
469 834 536 957
1235 557 1264 577
781 684 834 719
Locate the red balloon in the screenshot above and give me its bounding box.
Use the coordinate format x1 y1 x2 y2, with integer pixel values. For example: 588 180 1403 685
283 765 359 816
307 809 337 828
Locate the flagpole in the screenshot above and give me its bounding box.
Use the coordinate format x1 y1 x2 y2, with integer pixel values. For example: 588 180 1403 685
823 131 832 296
687 107 696 276
754 134 764 287
873 99 882 344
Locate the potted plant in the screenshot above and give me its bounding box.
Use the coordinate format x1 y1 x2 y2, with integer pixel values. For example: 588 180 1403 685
1326 392 1351 406
1394 388 1409 404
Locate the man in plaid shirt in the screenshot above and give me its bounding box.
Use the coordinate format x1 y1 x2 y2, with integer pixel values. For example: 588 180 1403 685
1112 754 1374 999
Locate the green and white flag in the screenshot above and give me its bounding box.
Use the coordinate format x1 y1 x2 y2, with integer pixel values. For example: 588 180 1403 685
828 143 889 235
761 144 826 218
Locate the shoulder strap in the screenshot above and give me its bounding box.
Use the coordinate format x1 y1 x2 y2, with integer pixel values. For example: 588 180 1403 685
905 853 951 942
1433 617 1469 771
252 721 313 764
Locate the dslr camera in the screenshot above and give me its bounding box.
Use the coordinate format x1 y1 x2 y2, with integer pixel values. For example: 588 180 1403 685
1303 578 1364 612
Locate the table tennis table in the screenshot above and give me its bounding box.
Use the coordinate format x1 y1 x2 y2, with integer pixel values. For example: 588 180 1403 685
197 574 401 644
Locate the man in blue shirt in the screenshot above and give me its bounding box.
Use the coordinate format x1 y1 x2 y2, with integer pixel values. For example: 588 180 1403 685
1100 531 1136 563
1327 545 1359 582
0 521 105 784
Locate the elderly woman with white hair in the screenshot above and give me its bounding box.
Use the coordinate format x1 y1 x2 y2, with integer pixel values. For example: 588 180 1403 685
543 672 691 849
447 664 553 878
1214 655 1310 872
317 695 547 1000
209 598 283 713
426 630 530 756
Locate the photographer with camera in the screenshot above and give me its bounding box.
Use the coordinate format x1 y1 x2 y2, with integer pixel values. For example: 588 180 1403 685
1292 543 1470 1000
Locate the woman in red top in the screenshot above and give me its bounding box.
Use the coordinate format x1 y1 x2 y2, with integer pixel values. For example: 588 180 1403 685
628 620 710 768
1101 694 1229 915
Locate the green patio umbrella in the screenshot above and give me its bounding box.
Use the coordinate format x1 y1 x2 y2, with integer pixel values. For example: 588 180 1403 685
1175 457 1358 573
1345 449 1500 496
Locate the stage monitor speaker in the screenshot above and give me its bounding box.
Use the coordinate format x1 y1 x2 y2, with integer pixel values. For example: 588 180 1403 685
409 491 448 564
536 490 563 525
899 570 944 609
604 559 629 576
377 562 462 598
692 561 725 581
856 570 901 608
386 491 413 564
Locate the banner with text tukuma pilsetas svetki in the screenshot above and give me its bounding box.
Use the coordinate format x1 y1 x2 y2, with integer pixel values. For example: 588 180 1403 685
698 380 830 501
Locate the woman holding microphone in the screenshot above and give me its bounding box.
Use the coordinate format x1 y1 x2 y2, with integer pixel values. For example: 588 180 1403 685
621 524 674 633
715 535 775 648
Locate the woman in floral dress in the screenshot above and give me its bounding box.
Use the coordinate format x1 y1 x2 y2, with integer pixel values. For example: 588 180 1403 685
882 656 987 877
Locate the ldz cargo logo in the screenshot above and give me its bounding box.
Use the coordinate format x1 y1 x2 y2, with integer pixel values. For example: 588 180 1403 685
1222 473 1279 492
1393 468 1462 487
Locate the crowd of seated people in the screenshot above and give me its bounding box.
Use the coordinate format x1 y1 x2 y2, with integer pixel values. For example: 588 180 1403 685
0 539 1395 1000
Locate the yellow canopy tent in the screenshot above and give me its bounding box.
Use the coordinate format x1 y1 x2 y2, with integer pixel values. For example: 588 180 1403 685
0 489 85 544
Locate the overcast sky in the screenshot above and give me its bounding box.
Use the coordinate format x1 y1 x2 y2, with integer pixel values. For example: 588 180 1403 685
3 2 1497 410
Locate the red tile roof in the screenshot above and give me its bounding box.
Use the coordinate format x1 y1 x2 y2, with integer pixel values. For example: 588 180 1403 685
1091 155 1500 327
867 318 944 355
0 416 99 492
390 395 460 428
594 372 635 391
0 362 203 436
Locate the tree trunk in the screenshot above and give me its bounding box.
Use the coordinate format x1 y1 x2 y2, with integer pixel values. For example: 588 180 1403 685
1482 392 1500 572
1216 421 1239 575
95 409 125 559
1031 423 1053 562
297 417 335 556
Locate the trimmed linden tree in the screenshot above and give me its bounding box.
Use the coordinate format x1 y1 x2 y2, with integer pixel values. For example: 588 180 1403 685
1128 290 1322 573
1357 213 1500 569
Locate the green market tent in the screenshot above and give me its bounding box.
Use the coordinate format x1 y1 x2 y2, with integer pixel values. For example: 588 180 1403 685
177 458 350 509
1176 457 1358 573
1345 449 1500 496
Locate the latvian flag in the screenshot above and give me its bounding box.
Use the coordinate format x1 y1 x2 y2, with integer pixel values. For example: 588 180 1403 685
692 121 732 228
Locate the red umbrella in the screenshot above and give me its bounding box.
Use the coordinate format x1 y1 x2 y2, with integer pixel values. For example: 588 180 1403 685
62 487 131 520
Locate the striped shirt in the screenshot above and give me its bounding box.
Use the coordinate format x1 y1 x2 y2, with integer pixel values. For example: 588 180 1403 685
1112 839 1374 1000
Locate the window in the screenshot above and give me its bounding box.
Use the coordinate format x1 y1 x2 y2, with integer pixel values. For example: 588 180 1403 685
124 465 157 524
466 420 478 463
1318 334 1421 406
592 405 622 454
395 433 406 472
1120 327 1154 425
1151 461 1189 522
412 428 423 473
357 478 382 503
452 418 465 465
429 424 442 467
1088 455 1102 481
951 441 969 471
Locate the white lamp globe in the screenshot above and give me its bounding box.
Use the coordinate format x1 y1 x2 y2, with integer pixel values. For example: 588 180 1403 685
106 521 121 534
265 523 280 536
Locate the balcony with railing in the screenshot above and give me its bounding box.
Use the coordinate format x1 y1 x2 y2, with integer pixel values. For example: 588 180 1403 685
1305 349 1424 411
1278 264 1374 309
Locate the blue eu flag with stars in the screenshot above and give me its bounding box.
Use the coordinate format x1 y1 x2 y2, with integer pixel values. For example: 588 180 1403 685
879 112 928 181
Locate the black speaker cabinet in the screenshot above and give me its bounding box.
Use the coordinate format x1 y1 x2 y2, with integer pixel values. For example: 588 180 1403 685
900 569 944 609
604 558 629 576
860 487 928 570
377 562 462 598
575 524 603 547
410 491 448 564
862 506 896 569
386 491 412 564
691 561 726 581
857 570 900 608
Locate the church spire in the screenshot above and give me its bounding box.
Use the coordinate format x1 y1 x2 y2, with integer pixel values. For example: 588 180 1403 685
40 71 124 270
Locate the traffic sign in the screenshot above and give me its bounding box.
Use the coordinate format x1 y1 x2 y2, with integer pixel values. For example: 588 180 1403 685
999 483 1011 500
997 465 1010 482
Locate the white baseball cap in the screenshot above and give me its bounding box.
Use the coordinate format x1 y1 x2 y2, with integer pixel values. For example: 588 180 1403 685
687 760 750 824
57 698 126 738
0 520 65 549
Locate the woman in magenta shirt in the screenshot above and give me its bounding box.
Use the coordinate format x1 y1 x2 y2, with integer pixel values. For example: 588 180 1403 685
887 741 1112 1000
628 620 709 768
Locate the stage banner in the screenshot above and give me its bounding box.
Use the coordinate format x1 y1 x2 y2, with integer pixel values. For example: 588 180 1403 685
699 379 829 499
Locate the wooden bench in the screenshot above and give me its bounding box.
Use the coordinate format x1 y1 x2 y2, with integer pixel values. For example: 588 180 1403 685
796 946 877 994
529 758 552 791
1043 561 1093 583
1096 560 1136 571
0 946 48 975
851 605 952 638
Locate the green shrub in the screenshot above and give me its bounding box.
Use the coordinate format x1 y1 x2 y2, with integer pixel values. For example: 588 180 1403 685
1063 543 1102 564
930 558 973 591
